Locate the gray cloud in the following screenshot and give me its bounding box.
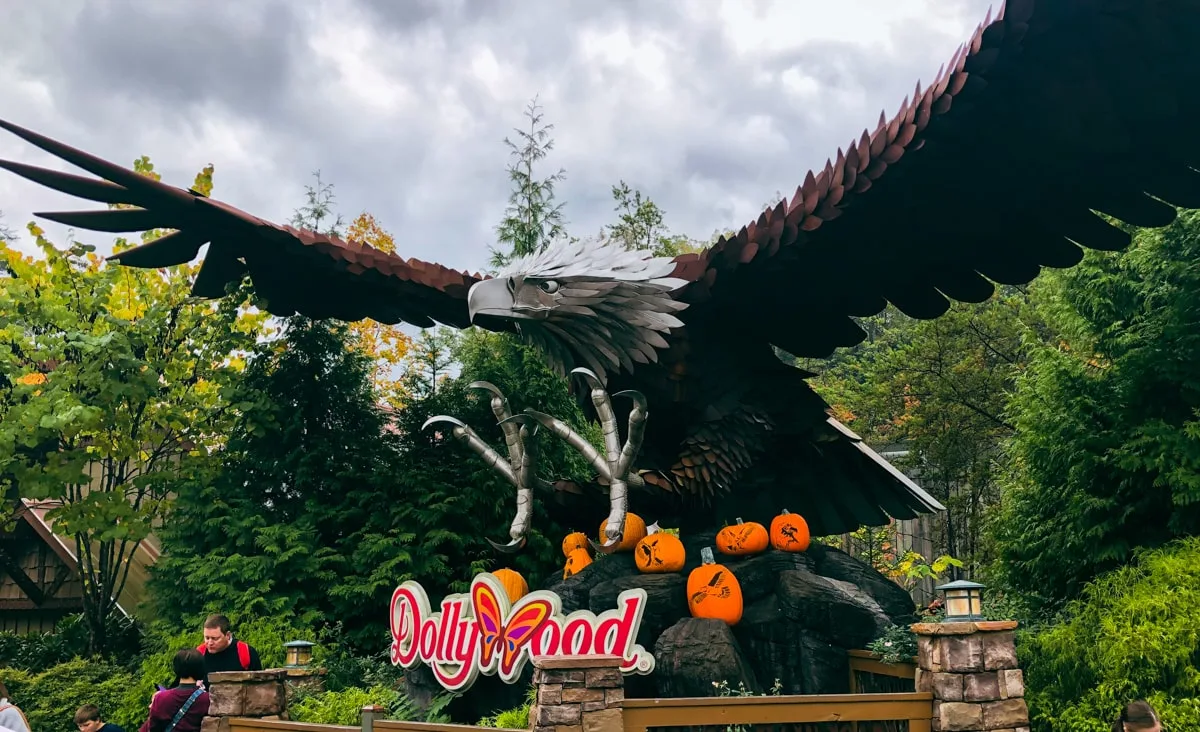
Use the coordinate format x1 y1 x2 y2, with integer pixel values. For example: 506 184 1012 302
0 0 995 276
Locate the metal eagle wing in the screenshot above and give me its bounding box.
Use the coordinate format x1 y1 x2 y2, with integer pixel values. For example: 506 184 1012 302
682 0 1200 358
0 119 499 331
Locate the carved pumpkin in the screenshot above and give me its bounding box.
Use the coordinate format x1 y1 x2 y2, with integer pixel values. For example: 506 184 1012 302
715 518 770 556
635 523 686 573
491 568 528 604
770 509 811 552
687 547 742 625
563 548 593 579
598 512 647 552
562 531 590 557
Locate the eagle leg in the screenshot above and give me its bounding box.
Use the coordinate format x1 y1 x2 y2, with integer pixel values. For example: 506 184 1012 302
571 368 643 555
421 409 532 554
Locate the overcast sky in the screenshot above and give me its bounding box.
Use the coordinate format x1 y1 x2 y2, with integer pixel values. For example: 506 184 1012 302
0 0 995 274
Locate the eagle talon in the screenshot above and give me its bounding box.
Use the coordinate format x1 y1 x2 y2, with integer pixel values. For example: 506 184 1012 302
590 537 622 555
425 385 539 555
487 537 528 554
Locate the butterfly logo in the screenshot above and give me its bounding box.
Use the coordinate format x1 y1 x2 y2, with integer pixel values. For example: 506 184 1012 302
472 578 554 679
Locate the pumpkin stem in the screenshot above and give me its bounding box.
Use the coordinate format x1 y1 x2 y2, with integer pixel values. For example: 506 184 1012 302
701 547 715 565
780 509 791 515
646 521 660 535
735 517 744 525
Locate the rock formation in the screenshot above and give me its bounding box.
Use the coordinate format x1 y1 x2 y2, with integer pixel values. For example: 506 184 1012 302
408 537 916 723
543 535 917 698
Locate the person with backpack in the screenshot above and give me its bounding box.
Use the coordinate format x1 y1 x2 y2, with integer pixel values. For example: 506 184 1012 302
140 649 210 732
198 614 262 678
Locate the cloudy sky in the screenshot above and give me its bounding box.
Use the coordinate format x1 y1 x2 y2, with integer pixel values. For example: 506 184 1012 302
0 0 995 274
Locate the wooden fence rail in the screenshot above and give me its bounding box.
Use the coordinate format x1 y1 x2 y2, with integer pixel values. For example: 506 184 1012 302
375 720 523 732
622 692 933 732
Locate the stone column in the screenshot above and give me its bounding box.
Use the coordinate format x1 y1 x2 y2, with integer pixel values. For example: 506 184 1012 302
913 621 1028 732
202 669 289 732
529 655 624 732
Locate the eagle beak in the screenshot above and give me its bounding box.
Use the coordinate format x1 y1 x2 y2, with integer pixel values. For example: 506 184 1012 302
467 278 540 322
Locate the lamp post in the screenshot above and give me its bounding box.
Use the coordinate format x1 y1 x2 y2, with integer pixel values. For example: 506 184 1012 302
284 640 315 668
935 579 985 622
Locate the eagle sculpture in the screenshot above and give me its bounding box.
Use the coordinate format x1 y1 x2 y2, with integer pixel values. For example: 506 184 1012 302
3 0 1200 545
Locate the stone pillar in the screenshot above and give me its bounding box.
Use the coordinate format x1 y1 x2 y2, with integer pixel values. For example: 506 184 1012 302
283 667 327 704
913 621 1028 732
202 670 289 732
530 655 624 732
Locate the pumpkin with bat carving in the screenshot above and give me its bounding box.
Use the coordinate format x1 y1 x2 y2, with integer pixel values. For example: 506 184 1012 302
562 531 590 557
491 568 528 604
634 523 686 573
598 512 647 553
770 509 811 552
563 548 593 579
715 518 770 556
686 547 742 625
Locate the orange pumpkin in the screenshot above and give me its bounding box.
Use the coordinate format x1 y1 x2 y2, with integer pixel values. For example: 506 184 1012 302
770 509 811 552
686 547 742 625
598 512 648 552
491 568 528 604
715 518 769 556
562 531 590 557
634 523 686 573
563 548 593 579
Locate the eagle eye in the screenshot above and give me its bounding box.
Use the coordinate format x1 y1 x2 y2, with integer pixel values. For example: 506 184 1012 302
538 280 560 294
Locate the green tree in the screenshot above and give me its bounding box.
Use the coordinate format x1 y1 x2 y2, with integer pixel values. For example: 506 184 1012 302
802 289 1038 577
490 96 567 269
604 180 702 257
149 317 391 635
0 159 266 652
993 210 1200 613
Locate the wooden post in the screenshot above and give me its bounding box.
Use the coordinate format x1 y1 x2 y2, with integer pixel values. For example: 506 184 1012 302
529 655 624 732
913 620 1028 732
360 704 386 732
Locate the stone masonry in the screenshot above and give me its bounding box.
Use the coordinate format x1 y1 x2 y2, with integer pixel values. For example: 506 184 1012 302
201 670 289 732
913 621 1029 732
530 655 624 732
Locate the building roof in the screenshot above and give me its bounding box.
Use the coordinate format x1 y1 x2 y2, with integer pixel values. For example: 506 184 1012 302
15 498 161 619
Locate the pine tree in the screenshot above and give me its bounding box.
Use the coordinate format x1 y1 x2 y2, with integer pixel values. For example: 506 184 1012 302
490 96 567 268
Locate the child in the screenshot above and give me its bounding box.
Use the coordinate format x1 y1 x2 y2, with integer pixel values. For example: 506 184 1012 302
75 704 128 732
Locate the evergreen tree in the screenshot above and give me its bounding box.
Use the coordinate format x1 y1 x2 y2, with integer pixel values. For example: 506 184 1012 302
150 317 388 630
490 96 567 269
994 210 1200 613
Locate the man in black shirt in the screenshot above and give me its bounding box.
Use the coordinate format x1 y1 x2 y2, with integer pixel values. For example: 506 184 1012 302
197 614 263 678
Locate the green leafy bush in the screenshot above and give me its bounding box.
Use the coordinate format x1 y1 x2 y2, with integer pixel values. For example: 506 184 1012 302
1021 538 1200 731
0 613 140 673
290 685 399 725
0 659 140 731
477 684 536 729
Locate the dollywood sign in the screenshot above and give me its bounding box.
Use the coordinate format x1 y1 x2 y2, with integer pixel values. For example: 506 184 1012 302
389 572 656 692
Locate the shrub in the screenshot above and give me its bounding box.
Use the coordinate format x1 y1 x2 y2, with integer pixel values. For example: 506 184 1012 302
477 685 536 728
1021 537 1200 731
0 613 140 673
0 659 140 731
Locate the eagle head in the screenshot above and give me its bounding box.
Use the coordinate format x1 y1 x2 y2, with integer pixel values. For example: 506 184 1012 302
466 239 689 382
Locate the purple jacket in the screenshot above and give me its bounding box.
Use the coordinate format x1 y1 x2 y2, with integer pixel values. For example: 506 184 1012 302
139 685 210 732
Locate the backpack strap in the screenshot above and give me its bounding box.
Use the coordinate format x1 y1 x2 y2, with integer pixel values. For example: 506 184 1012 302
164 687 206 732
0 704 31 732
236 640 251 670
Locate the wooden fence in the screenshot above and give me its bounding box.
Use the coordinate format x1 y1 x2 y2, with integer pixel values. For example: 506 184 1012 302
226 651 928 732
